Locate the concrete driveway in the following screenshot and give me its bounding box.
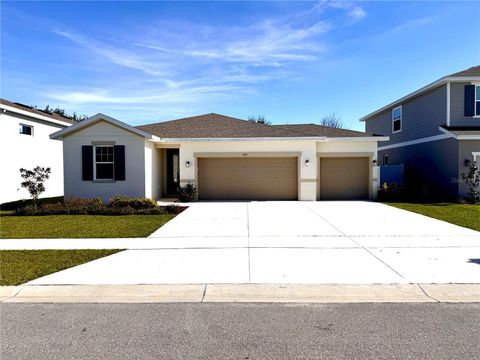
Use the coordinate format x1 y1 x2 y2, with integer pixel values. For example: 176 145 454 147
27 201 480 285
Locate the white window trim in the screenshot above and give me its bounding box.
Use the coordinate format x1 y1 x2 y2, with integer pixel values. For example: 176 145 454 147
473 152 480 163
446 82 450 126
93 145 114 181
392 105 402 134
19 123 34 136
473 82 480 118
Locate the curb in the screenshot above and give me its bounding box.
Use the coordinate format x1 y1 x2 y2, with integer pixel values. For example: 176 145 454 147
1 284 479 303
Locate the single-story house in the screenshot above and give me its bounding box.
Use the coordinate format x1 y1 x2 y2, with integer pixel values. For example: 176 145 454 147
50 113 389 202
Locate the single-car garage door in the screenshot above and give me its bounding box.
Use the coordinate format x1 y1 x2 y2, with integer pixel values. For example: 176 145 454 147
197 157 298 200
319 157 369 200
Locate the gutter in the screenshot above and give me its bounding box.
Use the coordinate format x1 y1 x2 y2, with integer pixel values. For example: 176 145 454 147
439 126 480 140
155 136 389 143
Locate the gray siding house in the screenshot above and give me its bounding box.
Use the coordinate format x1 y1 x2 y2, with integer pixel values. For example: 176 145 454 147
362 66 480 200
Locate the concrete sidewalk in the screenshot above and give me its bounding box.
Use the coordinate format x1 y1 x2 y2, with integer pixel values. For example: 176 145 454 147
1 284 480 303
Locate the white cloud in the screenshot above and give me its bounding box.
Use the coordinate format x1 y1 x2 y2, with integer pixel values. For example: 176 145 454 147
349 6 367 20
326 1 368 20
52 29 170 78
42 2 364 112
388 16 435 35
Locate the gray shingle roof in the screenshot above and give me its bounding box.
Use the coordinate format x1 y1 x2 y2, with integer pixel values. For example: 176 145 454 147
136 113 376 138
274 124 376 137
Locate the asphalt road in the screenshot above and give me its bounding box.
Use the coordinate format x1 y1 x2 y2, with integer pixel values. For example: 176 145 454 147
1 303 479 359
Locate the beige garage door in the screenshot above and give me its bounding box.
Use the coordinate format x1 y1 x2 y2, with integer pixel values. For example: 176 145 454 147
197 157 298 200
319 157 369 200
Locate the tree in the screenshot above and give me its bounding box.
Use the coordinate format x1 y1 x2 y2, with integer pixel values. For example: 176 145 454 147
248 115 271 125
19 166 51 207
320 113 343 128
33 105 88 122
461 161 480 203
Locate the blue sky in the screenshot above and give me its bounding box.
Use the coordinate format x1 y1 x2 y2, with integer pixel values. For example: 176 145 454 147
1 1 479 130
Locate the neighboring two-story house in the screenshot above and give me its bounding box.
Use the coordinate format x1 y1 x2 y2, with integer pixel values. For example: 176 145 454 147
0 99 75 204
362 66 480 200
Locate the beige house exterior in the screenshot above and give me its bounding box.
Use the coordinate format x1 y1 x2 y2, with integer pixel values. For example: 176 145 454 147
51 113 388 202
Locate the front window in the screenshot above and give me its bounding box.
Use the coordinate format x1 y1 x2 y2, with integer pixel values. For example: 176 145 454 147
392 106 402 133
475 85 480 116
94 145 114 180
19 124 33 136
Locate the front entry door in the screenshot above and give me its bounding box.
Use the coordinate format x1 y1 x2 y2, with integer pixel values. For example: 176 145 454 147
166 149 180 196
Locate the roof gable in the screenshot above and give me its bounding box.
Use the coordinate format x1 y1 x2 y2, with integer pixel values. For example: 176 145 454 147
50 113 157 140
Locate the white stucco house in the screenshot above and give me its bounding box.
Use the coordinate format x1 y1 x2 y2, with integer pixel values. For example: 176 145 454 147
0 99 75 204
50 113 389 202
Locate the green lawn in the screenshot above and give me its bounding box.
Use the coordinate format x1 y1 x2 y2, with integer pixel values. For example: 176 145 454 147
0 249 122 285
0 214 175 238
386 203 480 231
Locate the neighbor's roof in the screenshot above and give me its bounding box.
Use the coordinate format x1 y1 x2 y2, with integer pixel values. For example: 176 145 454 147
360 65 480 122
448 66 480 77
0 98 76 125
136 113 378 139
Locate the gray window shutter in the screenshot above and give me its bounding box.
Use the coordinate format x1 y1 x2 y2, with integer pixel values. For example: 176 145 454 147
114 145 125 181
464 85 475 117
82 145 93 181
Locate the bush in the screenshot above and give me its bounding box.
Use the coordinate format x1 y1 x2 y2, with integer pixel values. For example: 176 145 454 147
378 182 404 202
65 197 104 215
460 161 480 204
177 183 197 203
12 195 185 216
108 195 157 209
1 196 64 211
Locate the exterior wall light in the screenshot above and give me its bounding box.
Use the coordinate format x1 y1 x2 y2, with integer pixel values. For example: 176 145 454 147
185 161 191 168
464 159 471 167
305 159 310 167
372 159 377 166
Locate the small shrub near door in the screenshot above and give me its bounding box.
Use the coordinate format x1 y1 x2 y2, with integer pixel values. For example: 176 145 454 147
177 183 197 202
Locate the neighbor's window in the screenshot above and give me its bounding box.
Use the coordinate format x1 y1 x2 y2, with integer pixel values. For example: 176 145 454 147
383 154 389 166
476 85 480 116
94 145 114 180
19 124 33 136
392 106 402 133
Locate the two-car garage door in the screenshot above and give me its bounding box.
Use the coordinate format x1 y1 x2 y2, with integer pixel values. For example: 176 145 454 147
197 157 298 200
196 156 370 201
